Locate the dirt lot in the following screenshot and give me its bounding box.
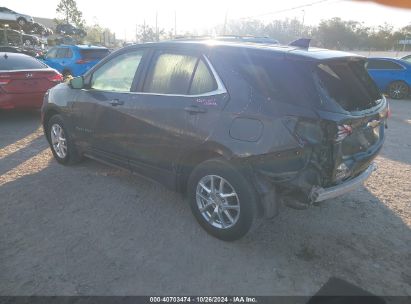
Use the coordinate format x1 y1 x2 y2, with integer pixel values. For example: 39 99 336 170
0 99 410 297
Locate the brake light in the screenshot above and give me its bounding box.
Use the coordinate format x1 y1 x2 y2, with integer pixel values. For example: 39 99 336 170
76 59 90 64
0 74 11 85
387 103 392 118
336 124 353 142
47 73 63 82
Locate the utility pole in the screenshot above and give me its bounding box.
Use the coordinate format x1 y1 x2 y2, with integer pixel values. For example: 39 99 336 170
222 10 228 35
136 24 138 43
155 11 159 42
174 11 177 37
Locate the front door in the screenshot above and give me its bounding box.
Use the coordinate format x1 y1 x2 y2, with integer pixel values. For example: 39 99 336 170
71 49 146 167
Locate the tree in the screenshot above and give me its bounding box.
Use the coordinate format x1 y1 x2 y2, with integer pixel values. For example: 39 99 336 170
136 24 165 42
56 0 85 27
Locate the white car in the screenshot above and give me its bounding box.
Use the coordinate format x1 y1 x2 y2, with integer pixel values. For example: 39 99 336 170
0 7 34 27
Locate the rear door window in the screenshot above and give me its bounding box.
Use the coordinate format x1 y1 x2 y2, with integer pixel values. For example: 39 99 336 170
366 59 403 70
56 48 71 58
189 59 217 95
80 49 110 61
143 52 217 95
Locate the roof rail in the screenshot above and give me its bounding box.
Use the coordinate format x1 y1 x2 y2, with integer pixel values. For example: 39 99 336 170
289 38 311 49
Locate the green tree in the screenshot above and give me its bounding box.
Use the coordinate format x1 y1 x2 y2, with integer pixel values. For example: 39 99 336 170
56 0 85 27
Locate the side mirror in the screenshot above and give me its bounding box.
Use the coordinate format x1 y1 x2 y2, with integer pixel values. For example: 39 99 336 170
70 76 84 89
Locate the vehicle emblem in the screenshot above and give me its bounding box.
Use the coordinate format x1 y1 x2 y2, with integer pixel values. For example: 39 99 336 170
25 73 33 78
367 120 380 128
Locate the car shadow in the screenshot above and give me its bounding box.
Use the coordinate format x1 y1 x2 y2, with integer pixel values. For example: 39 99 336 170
0 151 410 296
0 110 42 150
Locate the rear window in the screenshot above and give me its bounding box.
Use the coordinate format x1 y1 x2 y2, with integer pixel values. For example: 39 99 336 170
0 54 47 70
315 60 381 111
225 51 381 112
80 49 110 61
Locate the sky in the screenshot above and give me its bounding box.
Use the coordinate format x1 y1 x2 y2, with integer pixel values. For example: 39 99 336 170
2 0 411 40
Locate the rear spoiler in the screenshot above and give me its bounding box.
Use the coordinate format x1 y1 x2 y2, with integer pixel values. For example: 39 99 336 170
289 38 311 49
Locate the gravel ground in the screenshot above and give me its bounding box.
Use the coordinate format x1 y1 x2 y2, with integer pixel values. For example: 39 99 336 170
0 100 410 297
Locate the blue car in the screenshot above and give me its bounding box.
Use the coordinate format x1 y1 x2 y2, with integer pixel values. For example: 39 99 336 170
366 57 411 99
42 45 110 77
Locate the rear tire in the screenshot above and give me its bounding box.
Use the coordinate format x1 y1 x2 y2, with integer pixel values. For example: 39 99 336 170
187 159 258 241
388 81 409 99
47 114 82 165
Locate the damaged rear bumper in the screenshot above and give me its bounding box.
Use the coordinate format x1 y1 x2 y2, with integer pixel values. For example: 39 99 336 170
309 163 377 202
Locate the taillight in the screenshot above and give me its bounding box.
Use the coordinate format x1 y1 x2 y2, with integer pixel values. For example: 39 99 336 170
283 117 324 146
387 103 391 119
47 73 63 82
0 74 11 85
76 59 90 64
336 124 353 142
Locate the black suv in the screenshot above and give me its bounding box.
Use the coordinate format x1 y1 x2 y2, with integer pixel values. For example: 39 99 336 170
42 40 388 241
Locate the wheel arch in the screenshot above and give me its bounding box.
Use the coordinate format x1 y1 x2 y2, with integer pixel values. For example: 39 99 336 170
176 143 234 193
42 107 61 143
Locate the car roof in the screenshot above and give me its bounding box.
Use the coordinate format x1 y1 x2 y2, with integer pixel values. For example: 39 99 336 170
127 40 365 61
57 44 108 50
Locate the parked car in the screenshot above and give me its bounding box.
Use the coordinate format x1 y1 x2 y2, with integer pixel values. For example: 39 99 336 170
22 33 40 46
42 45 110 77
401 54 411 63
0 7 33 27
41 40 388 241
0 28 23 45
25 22 46 36
366 57 411 99
0 45 39 57
0 53 62 110
56 23 86 37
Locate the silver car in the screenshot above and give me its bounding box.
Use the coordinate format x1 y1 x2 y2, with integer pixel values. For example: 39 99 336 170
0 7 34 26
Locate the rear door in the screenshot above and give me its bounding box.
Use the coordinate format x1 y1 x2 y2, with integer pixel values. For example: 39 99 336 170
78 48 110 73
366 59 406 91
124 48 228 180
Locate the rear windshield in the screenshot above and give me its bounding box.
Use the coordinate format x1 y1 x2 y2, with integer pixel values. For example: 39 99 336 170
0 54 47 70
80 49 109 61
314 60 381 111
224 51 381 112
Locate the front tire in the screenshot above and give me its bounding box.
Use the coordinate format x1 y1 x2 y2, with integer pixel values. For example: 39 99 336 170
17 17 26 27
47 114 82 165
187 159 258 241
388 81 409 99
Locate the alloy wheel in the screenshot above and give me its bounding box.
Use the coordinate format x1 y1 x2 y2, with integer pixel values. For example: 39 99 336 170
196 175 240 229
389 82 408 99
50 124 67 159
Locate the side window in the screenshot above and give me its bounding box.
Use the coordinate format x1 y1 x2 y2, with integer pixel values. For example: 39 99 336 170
46 48 57 59
189 59 217 95
66 48 73 58
144 53 198 94
90 50 144 92
366 59 403 70
56 48 69 58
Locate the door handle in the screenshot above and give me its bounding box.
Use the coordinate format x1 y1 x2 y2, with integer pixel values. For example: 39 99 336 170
184 105 207 114
109 99 124 106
